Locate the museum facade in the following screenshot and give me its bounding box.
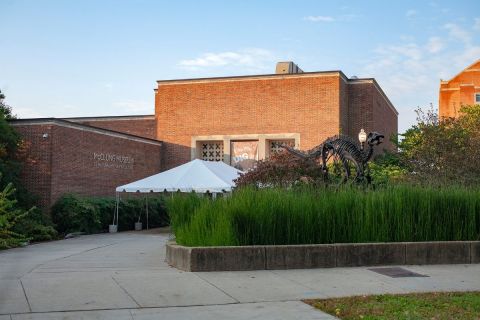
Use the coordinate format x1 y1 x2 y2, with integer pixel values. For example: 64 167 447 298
156 62 398 170
11 62 398 208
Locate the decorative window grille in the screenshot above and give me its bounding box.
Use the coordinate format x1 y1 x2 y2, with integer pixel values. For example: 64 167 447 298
270 139 295 155
201 142 224 161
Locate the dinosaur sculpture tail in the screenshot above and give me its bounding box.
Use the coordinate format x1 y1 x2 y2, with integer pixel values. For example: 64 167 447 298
282 145 309 159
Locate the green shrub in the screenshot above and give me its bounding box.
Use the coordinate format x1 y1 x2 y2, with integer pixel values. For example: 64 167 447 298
168 186 480 246
0 182 33 249
51 194 101 234
13 208 58 242
51 194 169 234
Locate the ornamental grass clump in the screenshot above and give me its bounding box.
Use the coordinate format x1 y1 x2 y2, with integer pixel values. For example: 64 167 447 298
167 185 480 247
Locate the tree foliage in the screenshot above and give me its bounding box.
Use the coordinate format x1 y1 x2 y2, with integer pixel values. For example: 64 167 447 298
0 182 32 249
0 90 21 192
0 91 56 247
398 104 480 186
0 90 15 119
235 151 325 188
368 151 407 185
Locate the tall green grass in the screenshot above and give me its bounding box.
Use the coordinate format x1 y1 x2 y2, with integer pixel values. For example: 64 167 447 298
167 186 480 246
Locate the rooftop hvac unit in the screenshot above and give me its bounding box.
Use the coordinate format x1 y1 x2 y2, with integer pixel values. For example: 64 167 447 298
275 61 304 74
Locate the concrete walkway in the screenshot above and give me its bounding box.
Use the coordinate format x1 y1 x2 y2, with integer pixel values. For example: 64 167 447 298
0 230 479 319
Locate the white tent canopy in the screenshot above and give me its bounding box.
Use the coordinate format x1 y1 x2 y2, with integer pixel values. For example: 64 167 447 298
116 159 243 194
111 159 242 232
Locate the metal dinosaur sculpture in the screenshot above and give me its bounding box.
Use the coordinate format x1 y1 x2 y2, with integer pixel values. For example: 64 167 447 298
284 132 384 183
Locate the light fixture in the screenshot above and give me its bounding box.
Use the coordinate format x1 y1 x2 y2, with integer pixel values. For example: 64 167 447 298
42 133 49 139
358 129 367 150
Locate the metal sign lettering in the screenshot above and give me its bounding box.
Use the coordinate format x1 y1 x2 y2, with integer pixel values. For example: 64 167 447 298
92 152 134 169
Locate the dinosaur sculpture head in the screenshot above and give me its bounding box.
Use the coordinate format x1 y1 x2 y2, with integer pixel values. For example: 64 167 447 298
367 132 384 146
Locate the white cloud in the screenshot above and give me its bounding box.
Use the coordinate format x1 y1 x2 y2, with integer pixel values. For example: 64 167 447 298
444 23 471 44
455 46 480 66
178 48 275 71
304 15 335 22
304 14 358 23
406 9 418 18
426 37 444 53
362 19 480 132
375 43 422 60
474 17 480 30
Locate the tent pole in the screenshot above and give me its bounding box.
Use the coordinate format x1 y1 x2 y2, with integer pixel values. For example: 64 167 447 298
113 192 117 226
114 192 120 226
117 192 120 226
146 196 149 230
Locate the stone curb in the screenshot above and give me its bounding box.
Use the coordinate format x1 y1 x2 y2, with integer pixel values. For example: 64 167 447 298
166 241 480 272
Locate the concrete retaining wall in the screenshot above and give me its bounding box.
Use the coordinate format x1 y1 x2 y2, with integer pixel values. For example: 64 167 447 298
166 241 480 272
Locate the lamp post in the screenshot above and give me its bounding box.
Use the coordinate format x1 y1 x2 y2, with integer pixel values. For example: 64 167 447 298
358 129 367 150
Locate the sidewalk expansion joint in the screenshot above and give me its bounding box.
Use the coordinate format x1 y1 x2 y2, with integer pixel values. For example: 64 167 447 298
20 242 118 278
193 273 240 303
3 301 302 316
19 279 32 313
111 276 142 308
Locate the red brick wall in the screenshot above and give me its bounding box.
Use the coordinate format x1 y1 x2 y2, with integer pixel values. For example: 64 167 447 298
339 78 349 134
14 125 53 208
156 74 344 169
72 118 156 139
371 84 398 152
347 82 373 139
13 123 162 208
347 82 397 153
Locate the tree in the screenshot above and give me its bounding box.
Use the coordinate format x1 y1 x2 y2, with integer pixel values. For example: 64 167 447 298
0 90 15 119
0 91 57 245
235 151 325 188
369 151 407 185
0 181 32 249
0 90 21 193
398 104 480 186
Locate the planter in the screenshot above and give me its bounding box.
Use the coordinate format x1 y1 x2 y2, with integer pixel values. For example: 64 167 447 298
166 241 480 272
109 224 118 233
135 222 143 231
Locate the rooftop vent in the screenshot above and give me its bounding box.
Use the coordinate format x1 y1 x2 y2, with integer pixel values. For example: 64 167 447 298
276 61 304 74
350 75 359 79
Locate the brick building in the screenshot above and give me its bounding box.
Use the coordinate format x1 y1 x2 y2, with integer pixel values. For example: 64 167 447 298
10 118 162 208
440 60 480 118
11 62 398 208
156 62 398 170
66 115 157 139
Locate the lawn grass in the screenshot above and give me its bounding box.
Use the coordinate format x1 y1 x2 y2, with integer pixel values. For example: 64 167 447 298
167 185 480 247
305 292 480 320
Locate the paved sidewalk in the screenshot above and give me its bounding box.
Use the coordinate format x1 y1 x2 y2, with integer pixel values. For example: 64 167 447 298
0 230 479 319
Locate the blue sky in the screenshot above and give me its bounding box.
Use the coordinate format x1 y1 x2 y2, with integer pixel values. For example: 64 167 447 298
1 0 479 132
